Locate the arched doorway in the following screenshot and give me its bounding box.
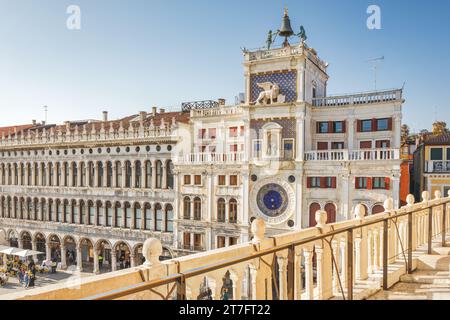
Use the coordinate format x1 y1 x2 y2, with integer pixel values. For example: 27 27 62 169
21 231 32 249
8 230 18 247
133 244 144 266
309 203 321 227
48 234 61 262
34 233 46 262
372 204 385 215
63 236 77 267
79 238 94 272
220 271 235 300
96 240 112 272
324 203 337 223
115 242 131 269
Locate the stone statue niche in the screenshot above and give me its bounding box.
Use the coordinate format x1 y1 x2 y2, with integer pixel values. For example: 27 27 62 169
254 82 286 105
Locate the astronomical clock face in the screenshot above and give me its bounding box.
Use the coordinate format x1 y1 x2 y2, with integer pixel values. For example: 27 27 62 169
251 178 295 224
256 183 289 218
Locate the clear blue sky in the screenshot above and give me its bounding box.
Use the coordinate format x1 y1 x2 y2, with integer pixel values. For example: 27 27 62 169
0 0 449 132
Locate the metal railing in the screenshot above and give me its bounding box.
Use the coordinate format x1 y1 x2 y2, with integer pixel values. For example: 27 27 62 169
426 160 450 173
83 192 450 301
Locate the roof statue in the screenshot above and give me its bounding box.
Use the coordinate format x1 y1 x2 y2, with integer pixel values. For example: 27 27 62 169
297 26 307 43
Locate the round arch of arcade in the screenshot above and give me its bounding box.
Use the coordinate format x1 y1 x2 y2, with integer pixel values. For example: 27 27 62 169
3 228 174 274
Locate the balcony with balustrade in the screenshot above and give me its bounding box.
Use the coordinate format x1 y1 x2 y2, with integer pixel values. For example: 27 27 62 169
7 190 450 301
175 152 245 165
305 149 401 162
425 160 450 173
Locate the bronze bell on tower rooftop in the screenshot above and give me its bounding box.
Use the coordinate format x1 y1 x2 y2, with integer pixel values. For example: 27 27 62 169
279 8 294 46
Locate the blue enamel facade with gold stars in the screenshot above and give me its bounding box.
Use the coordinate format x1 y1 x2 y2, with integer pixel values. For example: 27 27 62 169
250 70 297 103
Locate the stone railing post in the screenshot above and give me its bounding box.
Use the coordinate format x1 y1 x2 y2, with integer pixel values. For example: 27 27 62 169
314 210 333 299
276 251 288 300
354 204 368 280
143 238 163 267
251 218 266 245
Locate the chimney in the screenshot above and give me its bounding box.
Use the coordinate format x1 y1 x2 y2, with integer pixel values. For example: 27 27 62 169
152 106 157 116
139 111 147 122
159 108 165 114
32 120 36 126
218 98 226 106
42 121 46 126
102 111 108 122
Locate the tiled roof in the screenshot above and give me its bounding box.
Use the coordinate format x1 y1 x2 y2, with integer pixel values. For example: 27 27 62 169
0 124 34 136
423 132 450 145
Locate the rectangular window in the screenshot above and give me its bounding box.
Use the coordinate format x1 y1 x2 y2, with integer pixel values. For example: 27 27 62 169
310 177 321 188
253 140 262 158
183 232 191 249
431 148 443 160
376 119 389 131
361 120 372 132
230 144 238 152
360 141 372 149
229 237 238 246
331 142 345 150
355 177 368 189
318 122 329 133
283 139 294 160
198 129 206 139
194 234 202 250
184 175 191 185
240 126 245 136
218 175 226 186
229 126 238 137
334 121 344 133
373 177 386 189
208 128 216 139
194 175 202 185
376 140 390 148
317 142 328 150
230 175 238 186
156 208 162 231
217 236 226 249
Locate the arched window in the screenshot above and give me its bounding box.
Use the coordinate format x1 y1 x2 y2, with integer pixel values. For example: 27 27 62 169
217 198 226 222
194 197 202 221
27 163 31 186
324 203 336 224
7 164 12 185
124 161 131 188
80 162 86 187
64 162 69 187
135 203 141 229
48 162 53 186
165 204 173 232
115 202 123 228
372 204 385 215
64 200 70 223
1 164 5 185
145 161 152 189
48 199 54 221
144 203 152 230
106 201 113 226
106 162 112 187
97 201 104 226
124 202 131 228
14 164 18 185
135 161 141 188
88 162 94 187
41 163 46 186
155 203 163 231
80 201 86 224
97 162 104 188
166 160 174 189
72 162 78 187
115 162 122 188
56 162 61 186
41 199 47 221
229 199 237 223
34 163 38 186
183 197 191 219
88 201 95 225
309 203 321 227
20 163 25 185
72 200 79 224
155 160 162 189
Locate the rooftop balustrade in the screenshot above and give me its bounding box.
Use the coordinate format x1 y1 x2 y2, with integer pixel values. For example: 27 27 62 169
8 190 450 301
312 89 402 107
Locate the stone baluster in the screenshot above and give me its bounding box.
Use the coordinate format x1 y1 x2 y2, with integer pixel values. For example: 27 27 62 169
294 247 303 300
303 246 314 300
354 204 368 280
276 251 288 300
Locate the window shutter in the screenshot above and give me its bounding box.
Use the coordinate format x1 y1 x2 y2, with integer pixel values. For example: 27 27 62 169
355 177 360 189
376 140 381 148
385 177 391 190
367 177 373 190
388 118 393 130
357 120 361 132
320 177 327 188
342 121 347 133
307 177 311 188
316 122 320 133
328 121 333 133
372 119 377 132
386 140 391 148
331 177 337 188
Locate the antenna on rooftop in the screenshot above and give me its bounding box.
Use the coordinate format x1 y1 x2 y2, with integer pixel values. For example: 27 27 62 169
366 56 384 90
43 105 48 124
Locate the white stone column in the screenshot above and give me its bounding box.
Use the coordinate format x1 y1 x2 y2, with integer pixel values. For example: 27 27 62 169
131 163 136 188
121 162 127 188
112 162 117 188
76 245 83 271
341 174 350 221
61 245 67 270
93 249 99 274
130 254 136 268
46 243 51 261
295 171 303 229
151 159 157 189
392 175 401 209
32 240 38 262
347 116 355 150
295 115 305 161
111 252 117 272
161 163 167 189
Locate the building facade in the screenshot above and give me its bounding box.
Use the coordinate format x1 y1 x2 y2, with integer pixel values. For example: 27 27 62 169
413 133 450 200
0 11 404 272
